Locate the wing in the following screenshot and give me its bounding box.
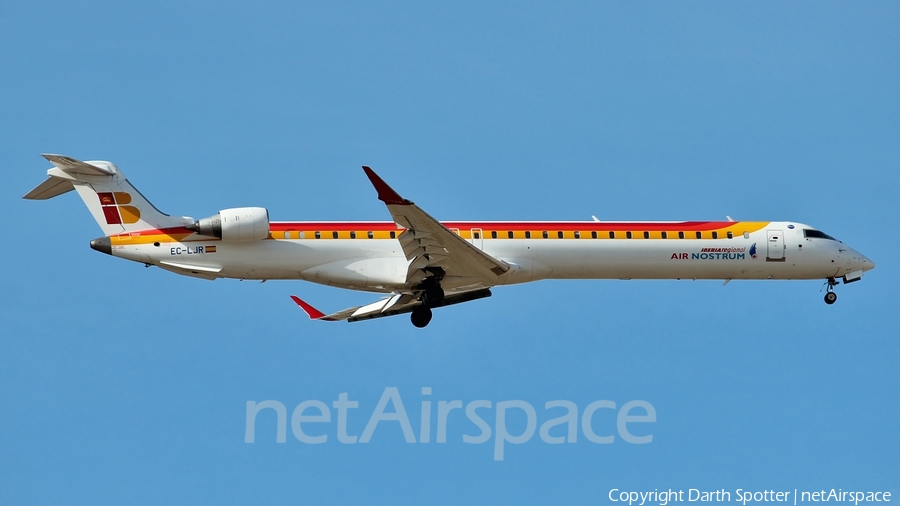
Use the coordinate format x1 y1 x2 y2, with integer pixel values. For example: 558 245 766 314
362 167 509 289
291 289 492 323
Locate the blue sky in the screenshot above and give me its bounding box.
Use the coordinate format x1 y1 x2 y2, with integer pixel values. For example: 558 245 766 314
1 1 897 504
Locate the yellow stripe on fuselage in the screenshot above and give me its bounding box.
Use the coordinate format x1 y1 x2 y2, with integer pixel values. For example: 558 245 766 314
110 222 770 245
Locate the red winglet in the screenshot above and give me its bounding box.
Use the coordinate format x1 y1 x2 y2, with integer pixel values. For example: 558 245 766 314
362 166 412 206
290 295 326 320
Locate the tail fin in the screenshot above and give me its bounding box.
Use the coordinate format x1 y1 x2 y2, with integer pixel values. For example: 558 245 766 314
23 154 192 235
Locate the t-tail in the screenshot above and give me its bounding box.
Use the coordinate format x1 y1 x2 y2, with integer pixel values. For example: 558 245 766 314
23 154 193 251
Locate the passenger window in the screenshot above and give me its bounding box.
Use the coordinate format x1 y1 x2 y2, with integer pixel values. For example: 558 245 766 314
743 232 750 239
390 231 396 239
575 231 581 239
284 232 291 239
315 231 321 239
643 231 649 239
661 231 668 239
542 231 549 239
367 231 374 239
609 231 615 239
525 231 531 239
350 231 356 239
591 231 597 239
557 231 564 239
712 231 718 239
696 231 702 239
491 231 497 239
474 231 481 239
727 231 733 239
508 231 514 239
332 231 339 239
678 231 685 239
299 232 306 239
626 231 632 239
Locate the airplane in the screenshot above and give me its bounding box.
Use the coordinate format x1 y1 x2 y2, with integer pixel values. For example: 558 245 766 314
25 154 875 328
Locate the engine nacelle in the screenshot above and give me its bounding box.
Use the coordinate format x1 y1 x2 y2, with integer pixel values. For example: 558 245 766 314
187 207 270 241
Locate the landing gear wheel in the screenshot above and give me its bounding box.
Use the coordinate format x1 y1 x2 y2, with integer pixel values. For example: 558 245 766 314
424 286 444 307
823 276 839 305
411 306 433 328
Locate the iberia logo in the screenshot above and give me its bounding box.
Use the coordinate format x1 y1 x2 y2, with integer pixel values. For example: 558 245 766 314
98 192 141 225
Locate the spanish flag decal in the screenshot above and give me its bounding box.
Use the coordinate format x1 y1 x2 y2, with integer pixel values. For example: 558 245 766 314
206 245 217 253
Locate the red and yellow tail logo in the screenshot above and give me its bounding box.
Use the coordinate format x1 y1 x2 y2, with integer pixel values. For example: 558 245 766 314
98 192 141 225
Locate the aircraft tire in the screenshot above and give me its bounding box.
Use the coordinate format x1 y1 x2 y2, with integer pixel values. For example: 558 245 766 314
824 292 837 305
411 306 433 328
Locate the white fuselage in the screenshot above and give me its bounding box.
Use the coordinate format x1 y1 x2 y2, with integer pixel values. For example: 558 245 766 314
110 220 874 294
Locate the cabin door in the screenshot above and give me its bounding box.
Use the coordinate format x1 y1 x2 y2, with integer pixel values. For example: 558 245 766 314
766 230 785 261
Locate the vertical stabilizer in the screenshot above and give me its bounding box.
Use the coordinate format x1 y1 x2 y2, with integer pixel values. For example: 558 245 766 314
24 154 193 235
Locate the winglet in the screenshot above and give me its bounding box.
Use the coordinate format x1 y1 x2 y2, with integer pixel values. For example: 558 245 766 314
362 166 412 205
290 295 326 319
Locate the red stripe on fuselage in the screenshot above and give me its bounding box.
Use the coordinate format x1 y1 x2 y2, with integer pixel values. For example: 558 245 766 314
268 221 737 232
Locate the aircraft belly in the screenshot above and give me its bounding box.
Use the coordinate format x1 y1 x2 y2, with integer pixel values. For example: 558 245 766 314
301 256 407 291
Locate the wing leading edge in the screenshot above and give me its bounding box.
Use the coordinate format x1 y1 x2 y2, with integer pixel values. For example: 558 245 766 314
362 166 509 288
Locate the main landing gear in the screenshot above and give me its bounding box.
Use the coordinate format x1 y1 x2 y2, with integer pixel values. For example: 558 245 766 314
410 283 444 328
824 277 838 305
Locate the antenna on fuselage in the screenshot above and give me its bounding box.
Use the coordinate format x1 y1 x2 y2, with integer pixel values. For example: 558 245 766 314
726 215 735 222
591 215 600 222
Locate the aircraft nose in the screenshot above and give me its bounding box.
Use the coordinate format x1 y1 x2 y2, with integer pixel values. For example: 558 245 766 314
848 247 875 272
862 255 875 271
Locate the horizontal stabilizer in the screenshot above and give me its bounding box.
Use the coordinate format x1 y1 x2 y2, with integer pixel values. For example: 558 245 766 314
24 154 116 200
23 176 75 200
41 153 115 176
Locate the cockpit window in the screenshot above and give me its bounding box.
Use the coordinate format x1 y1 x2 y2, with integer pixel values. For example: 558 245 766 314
803 229 837 241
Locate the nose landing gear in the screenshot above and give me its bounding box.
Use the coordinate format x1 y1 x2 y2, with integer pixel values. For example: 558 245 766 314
823 277 838 305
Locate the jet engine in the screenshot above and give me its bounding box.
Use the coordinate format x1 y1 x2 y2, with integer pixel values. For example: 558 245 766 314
187 207 270 241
